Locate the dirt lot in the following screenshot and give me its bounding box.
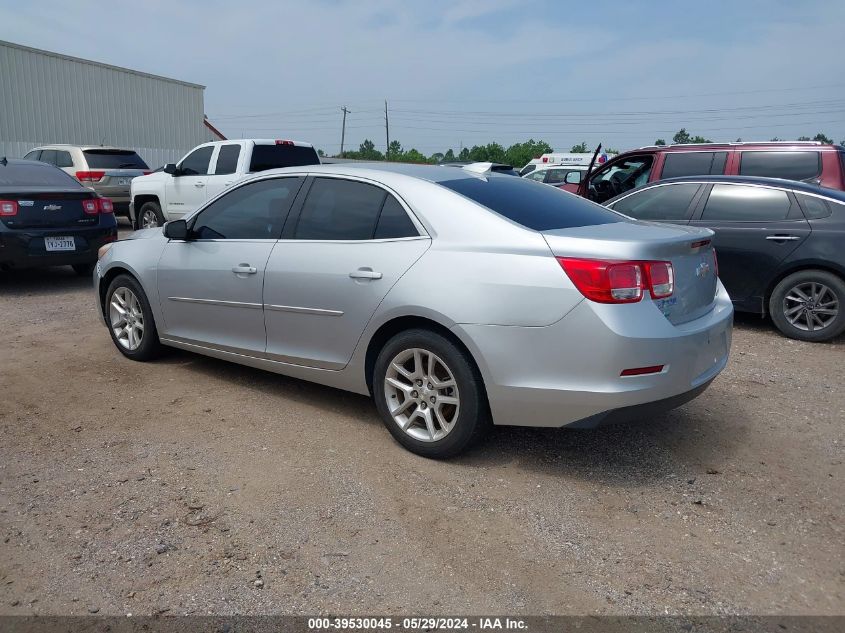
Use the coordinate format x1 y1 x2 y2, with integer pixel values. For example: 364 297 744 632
1 228 843 616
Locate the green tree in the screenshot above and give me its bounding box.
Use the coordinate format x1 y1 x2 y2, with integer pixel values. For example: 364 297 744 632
429 152 445 164
797 136 811 141
387 140 403 160
570 141 588 153
813 133 833 144
504 139 553 169
770 137 783 142
604 147 619 155
654 139 666 146
317 149 325 157
357 139 384 161
673 128 710 144
458 147 470 161
443 149 456 162
403 148 428 163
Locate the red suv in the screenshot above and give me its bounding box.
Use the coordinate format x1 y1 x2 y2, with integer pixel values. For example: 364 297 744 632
567 142 845 203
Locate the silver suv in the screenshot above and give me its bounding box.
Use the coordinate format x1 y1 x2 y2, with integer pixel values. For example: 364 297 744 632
23 145 150 216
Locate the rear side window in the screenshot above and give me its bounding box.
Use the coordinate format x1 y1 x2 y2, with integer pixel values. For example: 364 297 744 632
55 151 74 168
39 150 58 165
661 152 727 178
295 178 387 240
0 163 83 187
249 144 320 172
702 184 792 221
524 170 547 182
795 193 832 219
374 196 418 239
215 144 241 175
739 151 820 181
179 146 214 176
83 149 148 170
611 183 701 221
440 175 622 231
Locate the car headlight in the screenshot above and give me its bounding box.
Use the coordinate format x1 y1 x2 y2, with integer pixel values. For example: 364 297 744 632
98 243 113 259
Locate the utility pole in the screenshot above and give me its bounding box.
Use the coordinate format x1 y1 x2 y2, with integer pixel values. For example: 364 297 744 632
340 106 350 157
384 100 390 160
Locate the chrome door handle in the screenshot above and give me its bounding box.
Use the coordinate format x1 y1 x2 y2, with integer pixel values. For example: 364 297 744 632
232 264 257 274
194 182 205 188
765 235 801 241
349 269 383 280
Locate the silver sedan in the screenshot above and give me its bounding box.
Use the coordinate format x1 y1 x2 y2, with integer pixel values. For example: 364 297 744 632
94 163 733 458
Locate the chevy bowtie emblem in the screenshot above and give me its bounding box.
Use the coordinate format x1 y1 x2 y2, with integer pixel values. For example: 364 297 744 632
44 204 62 211
696 261 711 278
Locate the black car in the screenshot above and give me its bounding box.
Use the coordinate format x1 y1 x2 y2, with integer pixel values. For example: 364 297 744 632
605 175 845 342
0 158 118 276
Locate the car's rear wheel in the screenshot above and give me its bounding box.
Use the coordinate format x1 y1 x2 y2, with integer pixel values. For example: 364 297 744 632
137 201 164 230
105 274 162 360
373 329 489 458
769 270 845 342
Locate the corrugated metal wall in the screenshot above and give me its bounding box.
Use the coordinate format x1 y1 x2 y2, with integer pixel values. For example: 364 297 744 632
0 40 212 167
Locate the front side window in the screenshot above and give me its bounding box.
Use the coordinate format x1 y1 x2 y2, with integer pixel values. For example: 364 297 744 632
661 152 727 178
524 170 547 182
702 184 792 221
215 144 241 175
739 151 821 181
191 177 303 240
546 168 582 184
611 183 701 221
180 146 214 176
294 178 388 240
589 155 654 202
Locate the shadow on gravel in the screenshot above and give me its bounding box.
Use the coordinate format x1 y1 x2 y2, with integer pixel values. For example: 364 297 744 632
0 266 91 297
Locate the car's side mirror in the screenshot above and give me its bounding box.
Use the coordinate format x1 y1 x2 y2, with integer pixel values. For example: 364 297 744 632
163 163 178 175
565 171 582 184
163 219 188 240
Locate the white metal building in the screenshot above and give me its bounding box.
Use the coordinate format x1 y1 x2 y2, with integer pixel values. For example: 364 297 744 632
0 40 223 167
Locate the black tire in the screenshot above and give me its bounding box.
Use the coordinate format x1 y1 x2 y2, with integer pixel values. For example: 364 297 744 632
769 270 845 342
372 328 490 458
136 201 164 230
104 274 163 361
72 262 95 277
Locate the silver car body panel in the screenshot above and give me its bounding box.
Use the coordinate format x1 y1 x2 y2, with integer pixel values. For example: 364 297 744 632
95 164 733 428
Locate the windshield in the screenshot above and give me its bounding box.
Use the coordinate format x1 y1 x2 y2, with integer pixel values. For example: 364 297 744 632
589 155 654 203
83 149 149 169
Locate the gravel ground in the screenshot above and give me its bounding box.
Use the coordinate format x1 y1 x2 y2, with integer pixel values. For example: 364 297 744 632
1 228 843 616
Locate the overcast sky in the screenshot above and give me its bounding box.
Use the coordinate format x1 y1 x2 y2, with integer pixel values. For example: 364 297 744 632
2 0 844 155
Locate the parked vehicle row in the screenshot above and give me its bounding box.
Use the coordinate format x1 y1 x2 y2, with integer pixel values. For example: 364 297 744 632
94 164 732 458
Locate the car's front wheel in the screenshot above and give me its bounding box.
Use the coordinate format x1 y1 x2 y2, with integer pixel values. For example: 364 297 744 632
769 270 845 342
137 201 164 230
373 329 490 458
105 274 162 360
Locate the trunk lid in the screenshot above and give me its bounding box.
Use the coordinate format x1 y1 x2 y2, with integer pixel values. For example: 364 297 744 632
1 189 98 229
542 221 719 324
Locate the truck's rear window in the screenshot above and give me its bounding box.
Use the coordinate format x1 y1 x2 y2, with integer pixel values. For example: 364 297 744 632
0 163 83 187
83 150 149 170
439 175 623 231
249 145 321 172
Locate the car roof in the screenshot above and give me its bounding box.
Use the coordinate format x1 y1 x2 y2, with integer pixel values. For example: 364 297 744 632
31 144 138 152
634 141 840 152
255 162 503 184
1 157 55 167
634 175 845 203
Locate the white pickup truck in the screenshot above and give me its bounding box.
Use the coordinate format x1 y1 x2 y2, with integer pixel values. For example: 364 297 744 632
129 139 320 229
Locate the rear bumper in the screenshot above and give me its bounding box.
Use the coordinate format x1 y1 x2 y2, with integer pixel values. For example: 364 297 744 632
0 225 117 269
454 281 733 428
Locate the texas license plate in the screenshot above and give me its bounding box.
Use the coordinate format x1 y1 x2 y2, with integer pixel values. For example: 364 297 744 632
117 178 130 185
45 236 75 251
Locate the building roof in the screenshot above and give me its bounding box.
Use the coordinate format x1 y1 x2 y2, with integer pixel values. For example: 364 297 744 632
0 39 205 90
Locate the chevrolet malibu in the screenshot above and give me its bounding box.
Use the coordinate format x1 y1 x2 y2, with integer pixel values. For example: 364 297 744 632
94 164 733 458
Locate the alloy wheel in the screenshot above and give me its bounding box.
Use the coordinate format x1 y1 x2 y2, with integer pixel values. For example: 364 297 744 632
782 281 839 332
383 348 460 442
109 287 145 350
141 209 159 228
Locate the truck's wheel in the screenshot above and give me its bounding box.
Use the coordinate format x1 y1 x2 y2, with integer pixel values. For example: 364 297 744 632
137 201 164 230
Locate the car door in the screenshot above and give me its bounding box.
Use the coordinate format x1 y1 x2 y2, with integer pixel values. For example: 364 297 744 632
205 143 243 201
164 145 214 219
156 176 304 354
607 182 704 224
263 176 430 369
689 183 811 308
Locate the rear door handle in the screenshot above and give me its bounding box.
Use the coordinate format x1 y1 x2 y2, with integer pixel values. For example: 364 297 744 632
349 268 383 280
765 235 801 241
232 264 257 274
194 182 205 188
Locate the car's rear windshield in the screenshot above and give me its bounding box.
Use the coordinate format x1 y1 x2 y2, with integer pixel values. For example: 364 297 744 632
83 149 149 170
0 163 83 187
439 175 623 231
249 144 321 172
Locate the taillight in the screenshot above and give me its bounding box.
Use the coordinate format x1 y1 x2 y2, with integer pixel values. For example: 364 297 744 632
557 258 675 304
76 171 105 182
82 199 98 215
0 200 19 216
98 198 114 214
644 261 674 299
275 140 294 146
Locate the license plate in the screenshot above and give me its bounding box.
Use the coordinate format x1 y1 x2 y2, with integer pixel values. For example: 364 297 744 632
117 178 130 186
45 236 75 251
